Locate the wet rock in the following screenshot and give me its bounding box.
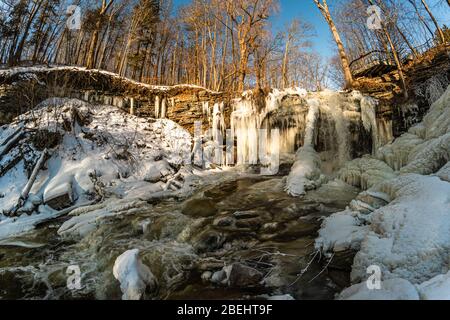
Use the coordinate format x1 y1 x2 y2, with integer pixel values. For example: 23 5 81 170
233 210 259 219
223 263 263 288
182 198 217 217
192 230 225 253
271 220 318 242
196 257 225 271
211 270 227 284
260 222 282 233
213 216 236 227
235 218 263 230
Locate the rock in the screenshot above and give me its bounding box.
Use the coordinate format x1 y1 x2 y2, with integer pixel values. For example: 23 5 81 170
201 271 213 282
182 198 217 217
267 294 295 300
44 181 74 210
211 270 227 284
235 217 263 230
213 216 235 227
260 222 281 233
223 263 263 288
233 210 259 219
192 230 225 253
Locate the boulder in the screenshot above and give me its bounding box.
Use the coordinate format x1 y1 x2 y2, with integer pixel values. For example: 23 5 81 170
223 263 263 288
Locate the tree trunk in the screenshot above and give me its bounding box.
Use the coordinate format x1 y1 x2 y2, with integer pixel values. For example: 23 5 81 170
314 0 354 88
370 0 408 98
86 19 102 69
420 0 445 43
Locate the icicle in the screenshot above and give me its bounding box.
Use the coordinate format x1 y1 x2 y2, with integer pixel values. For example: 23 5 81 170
129 98 135 115
202 101 210 118
361 96 379 155
212 102 225 143
161 97 167 119
154 95 160 118
304 99 319 146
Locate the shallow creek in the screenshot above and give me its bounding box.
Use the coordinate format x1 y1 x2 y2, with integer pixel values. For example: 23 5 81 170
0 176 358 300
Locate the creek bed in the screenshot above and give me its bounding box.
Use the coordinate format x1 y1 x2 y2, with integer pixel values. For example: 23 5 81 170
0 176 358 300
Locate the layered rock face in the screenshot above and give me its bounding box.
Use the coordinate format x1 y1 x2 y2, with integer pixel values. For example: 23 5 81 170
0 66 432 146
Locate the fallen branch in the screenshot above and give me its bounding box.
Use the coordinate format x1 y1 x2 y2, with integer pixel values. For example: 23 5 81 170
21 148 48 200
308 252 335 283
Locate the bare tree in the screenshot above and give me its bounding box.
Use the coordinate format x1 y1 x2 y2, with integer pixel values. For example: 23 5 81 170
419 0 446 43
313 0 354 88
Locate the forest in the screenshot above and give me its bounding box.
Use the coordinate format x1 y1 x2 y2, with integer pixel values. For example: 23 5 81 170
1 0 448 92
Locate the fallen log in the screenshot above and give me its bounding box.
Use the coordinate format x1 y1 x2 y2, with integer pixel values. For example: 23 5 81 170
21 148 48 200
0 128 23 160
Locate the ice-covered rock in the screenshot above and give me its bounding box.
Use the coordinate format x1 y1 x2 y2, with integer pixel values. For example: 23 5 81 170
417 271 450 300
58 199 150 238
285 146 325 196
113 249 158 300
337 156 396 190
316 85 450 299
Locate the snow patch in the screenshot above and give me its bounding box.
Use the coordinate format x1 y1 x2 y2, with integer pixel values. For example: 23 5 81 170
113 249 157 300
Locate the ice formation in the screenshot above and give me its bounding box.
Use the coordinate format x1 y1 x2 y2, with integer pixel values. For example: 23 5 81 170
316 85 450 299
285 101 324 196
113 249 158 300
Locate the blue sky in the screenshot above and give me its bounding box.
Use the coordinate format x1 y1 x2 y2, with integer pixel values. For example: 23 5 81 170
173 0 450 60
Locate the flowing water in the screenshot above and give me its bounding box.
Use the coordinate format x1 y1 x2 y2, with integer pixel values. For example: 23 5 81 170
0 175 358 300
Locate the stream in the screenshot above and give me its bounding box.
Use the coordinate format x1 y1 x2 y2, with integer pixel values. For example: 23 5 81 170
0 175 358 300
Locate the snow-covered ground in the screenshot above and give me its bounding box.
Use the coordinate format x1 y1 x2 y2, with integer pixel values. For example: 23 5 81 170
0 98 192 240
315 85 450 299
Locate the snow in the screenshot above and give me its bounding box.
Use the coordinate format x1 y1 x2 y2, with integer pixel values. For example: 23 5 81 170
285 146 325 196
338 278 419 300
315 210 370 252
113 249 157 300
58 199 149 238
0 203 87 240
337 156 396 190
417 271 450 300
0 97 192 238
316 85 450 299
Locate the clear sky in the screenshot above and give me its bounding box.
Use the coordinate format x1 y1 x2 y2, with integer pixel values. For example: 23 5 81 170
173 0 450 60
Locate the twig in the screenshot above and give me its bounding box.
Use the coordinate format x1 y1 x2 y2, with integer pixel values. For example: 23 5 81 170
288 250 320 287
308 252 335 283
